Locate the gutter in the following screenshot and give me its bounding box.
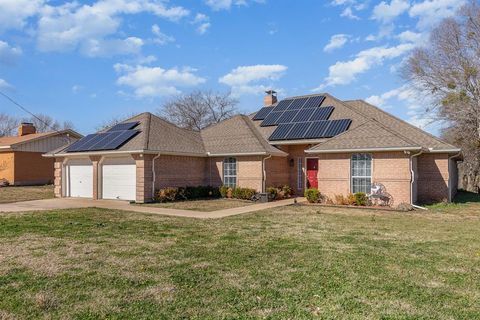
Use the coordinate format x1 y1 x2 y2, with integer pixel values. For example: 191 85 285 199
152 153 161 201
409 150 424 208
306 146 423 154
262 154 272 193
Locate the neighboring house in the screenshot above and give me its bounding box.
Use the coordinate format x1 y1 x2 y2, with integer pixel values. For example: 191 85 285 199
0 123 82 186
46 92 461 206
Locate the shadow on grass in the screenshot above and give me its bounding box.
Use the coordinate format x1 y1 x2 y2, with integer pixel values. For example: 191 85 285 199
453 190 480 204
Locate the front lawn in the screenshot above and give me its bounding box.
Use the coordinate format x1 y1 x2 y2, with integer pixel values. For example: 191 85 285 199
0 185 54 204
141 198 254 212
0 203 479 318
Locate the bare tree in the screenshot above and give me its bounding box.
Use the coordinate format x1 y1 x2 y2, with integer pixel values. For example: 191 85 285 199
402 0 480 192
158 91 238 131
0 113 18 136
23 114 75 133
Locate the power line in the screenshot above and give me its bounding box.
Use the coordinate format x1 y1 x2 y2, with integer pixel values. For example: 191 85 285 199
0 90 63 134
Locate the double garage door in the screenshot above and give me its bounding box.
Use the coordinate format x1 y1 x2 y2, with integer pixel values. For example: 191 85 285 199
67 157 136 201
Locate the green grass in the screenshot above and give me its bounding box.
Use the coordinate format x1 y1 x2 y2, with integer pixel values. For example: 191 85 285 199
0 185 54 204
425 190 480 211
140 198 254 212
0 203 479 319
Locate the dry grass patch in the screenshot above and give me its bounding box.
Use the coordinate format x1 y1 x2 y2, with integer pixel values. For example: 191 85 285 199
141 198 254 212
0 185 54 204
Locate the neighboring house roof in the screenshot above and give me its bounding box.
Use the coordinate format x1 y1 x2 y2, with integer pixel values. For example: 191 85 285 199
0 130 82 149
201 115 287 156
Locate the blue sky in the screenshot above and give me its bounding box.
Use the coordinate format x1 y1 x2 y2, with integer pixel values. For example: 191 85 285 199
0 0 466 134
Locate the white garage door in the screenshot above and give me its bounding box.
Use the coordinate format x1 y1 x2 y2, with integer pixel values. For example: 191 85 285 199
102 157 136 201
68 161 93 198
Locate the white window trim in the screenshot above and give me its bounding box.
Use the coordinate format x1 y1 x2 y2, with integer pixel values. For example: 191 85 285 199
223 157 237 188
297 157 303 190
350 153 373 194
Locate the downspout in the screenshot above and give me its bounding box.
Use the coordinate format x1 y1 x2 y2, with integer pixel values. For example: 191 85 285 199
262 154 272 193
152 153 161 201
409 150 426 210
448 152 462 202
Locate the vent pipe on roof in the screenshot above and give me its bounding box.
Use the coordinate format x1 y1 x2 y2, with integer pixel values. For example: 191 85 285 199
264 90 277 106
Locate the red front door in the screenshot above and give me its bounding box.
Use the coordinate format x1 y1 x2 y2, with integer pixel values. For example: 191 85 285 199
306 159 319 189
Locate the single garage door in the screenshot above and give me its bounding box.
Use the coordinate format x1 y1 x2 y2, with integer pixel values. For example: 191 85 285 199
102 157 136 201
68 160 93 198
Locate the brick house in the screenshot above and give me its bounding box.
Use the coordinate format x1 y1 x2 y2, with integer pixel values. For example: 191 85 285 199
46 92 461 206
0 123 81 185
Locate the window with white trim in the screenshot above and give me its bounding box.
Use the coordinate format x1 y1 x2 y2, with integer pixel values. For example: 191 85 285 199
297 157 303 190
351 153 372 194
223 157 237 188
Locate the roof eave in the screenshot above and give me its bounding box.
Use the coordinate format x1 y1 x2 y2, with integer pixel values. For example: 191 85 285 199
305 146 423 154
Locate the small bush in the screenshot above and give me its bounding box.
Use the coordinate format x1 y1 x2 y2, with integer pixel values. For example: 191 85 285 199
266 187 278 200
219 186 229 198
156 187 179 202
346 193 356 206
334 194 348 205
354 192 368 206
305 188 321 203
156 185 221 202
232 187 256 200
266 185 293 200
281 185 293 197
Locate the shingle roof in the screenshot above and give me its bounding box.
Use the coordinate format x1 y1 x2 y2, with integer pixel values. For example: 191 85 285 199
343 100 459 151
307 120 421 152
0 130 82 148
201 115 287 156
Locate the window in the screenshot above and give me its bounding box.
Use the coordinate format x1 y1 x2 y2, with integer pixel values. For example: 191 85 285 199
351 153 372 194
223 157 237 188
297 157 303 190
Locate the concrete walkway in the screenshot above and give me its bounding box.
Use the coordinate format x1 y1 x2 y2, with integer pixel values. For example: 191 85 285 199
0 197 307 219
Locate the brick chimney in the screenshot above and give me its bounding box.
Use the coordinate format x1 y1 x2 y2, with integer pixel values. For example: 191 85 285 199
264 90 278 106
18 123 36 136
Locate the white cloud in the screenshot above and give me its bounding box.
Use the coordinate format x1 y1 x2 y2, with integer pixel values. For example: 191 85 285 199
397 30 425 44
324 34 349 52
409 0 466 29
152 24 175 45
341 7 360 20
114 63 206 97
219 64 287 96
82 37 144 57
192 14 211 34
0 78 13 89
205 0 264 11
372 0 410 22
365 85 415 108
0 0 44 32
0 40 22 65
36 0 189 56
315 43 415 89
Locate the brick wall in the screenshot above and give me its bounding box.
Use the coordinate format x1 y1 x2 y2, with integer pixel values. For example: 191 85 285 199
417 153 449 203
154 155 207 189
265 156 289 188
54 157 63 198
0 152 14 184
133 154 154 203
13 151 55 185
208 156 264 191
317 153 351 201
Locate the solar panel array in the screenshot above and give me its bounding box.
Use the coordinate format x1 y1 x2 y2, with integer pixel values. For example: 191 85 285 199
66 128 140 152
107 121 139 132
269 119 352 141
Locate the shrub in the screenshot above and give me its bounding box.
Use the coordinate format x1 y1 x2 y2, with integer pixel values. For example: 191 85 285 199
156 186 221 202
266 187 278 200
334 194 348 205
266 185 293 200
305 188 321 203
354 192 368 206
346 193 356 206
232 187 256 200
219 186 229 198
156 187 179 202
281 185 293 197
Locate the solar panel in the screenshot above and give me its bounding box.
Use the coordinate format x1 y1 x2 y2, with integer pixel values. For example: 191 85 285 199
269 123 294 141
302 96 325 109
323 119 351 137
285 122 313 140
101 130 139 150
272 99 293 112
252 107 273 121
65 134 98 152
277 110 299 124
108 122 139 132
304 121 331 139
86 132 114 150
292 108 315 122
310 106 334 121
261 111 283 126
287 97 308 110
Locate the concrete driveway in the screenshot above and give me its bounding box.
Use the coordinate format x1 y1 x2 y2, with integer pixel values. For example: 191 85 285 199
0 197 306 219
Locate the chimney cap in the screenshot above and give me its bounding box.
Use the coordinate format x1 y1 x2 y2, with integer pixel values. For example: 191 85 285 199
20 122 34 126
265 90 277 96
